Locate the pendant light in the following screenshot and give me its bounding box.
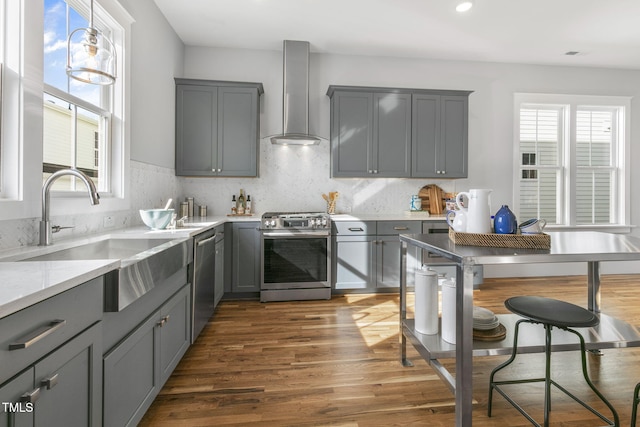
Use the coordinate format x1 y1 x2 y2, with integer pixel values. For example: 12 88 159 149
66 0 116 85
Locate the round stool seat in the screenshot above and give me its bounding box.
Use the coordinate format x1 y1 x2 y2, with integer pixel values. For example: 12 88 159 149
505 296 599 328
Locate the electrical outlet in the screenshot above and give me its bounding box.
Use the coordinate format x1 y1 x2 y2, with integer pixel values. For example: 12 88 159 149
103 216 115 228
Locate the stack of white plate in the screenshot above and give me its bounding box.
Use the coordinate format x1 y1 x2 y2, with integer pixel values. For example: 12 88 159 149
473 306 500 330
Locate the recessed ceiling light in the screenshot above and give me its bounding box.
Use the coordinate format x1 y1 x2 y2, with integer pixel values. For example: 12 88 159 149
456 0 474 12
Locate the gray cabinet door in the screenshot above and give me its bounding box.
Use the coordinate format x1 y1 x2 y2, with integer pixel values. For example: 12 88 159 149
34 323 102 427
159 286 191 384
103 313 158 427
412 93 469 178
0 369 34 427
376 235 402 288
411 94 440 178
176 84 218 176
333 236 376 289
231 222 260 292
217 87 259 177
440 95 468 178
373 93 411 177
330 91 373 177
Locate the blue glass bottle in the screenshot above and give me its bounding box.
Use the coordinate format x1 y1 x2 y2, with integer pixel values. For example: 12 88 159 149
494 205 517 234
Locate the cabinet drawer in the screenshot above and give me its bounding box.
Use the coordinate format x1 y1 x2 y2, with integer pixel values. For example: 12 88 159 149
376 221 422 235
0 277 103 384
333 221 376 235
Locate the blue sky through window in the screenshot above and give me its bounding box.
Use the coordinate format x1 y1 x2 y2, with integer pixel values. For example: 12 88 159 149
44 0 100 105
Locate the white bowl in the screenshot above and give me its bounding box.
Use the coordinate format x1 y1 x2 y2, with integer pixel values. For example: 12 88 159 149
139 209 174 230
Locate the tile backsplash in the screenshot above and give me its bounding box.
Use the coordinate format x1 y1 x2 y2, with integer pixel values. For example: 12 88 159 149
0 145 455 253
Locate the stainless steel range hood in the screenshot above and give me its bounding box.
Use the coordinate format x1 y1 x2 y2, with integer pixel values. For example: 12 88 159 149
270 40 322 146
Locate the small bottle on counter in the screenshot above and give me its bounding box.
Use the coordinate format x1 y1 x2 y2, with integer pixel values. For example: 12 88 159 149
186 197 194 217
246 195 252 214
180 201 189 218
237 189 246 215
231 195 237 215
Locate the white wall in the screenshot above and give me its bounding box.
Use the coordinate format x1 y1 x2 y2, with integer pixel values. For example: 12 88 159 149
182 46 640 276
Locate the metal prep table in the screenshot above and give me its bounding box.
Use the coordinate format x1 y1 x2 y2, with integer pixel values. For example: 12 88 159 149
399 231 640 427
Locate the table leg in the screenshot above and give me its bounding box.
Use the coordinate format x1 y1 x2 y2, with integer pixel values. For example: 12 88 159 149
587 261 601 313
455 262 475 426
400 241 412 366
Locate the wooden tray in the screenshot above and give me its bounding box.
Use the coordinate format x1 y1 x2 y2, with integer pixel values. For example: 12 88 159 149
449 228 550 249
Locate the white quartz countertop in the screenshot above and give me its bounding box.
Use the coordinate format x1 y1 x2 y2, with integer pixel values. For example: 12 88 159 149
0 211 442 319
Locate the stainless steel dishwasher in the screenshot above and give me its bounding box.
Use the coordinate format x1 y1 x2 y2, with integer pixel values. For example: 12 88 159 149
192 228 217 342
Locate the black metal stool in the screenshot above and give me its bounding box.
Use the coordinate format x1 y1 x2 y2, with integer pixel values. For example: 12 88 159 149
632 382 640 426
488 296 619 427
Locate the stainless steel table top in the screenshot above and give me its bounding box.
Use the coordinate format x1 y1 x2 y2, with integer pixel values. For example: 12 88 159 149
400 231 640 264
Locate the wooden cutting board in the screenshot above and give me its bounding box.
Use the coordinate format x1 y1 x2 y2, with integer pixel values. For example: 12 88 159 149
418 185 446 214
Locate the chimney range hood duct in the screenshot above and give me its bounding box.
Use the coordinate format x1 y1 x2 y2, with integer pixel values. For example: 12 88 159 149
270 40 322 146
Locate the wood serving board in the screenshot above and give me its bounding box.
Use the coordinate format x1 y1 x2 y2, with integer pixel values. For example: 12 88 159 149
418 185 446 214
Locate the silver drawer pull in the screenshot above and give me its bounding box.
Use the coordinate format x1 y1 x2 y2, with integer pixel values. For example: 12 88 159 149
157 315 170 327
41 373 59 390
393 226 409 230
348 227 364 232
9 320 66 350
20 388 41 404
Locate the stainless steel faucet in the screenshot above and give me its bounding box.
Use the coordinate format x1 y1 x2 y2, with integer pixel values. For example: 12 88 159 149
39 168 100 246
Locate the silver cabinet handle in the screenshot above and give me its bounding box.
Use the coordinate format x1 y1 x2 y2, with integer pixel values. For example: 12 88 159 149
348 227 364 232
157 315 170 327
41 373 59 390
197 234 217 246
9 320 66 350
20 388 41 404
393 226 409 230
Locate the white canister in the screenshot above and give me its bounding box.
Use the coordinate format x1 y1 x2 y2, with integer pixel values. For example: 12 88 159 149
441 278 457 344
414 269 439 335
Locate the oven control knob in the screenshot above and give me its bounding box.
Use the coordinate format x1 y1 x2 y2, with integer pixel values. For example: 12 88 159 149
321 218 328 227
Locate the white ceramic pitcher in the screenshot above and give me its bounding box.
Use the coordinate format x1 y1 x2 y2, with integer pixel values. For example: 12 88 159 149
456 189 492 234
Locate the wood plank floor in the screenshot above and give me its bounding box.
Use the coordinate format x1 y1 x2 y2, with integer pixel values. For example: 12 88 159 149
140 275 640 426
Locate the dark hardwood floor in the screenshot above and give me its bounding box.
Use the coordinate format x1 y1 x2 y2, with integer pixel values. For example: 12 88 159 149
140 274 640 426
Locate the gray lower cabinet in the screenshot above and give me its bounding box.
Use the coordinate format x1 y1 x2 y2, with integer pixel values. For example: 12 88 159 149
0 323 102 427
103 284 191 427
327 85 472 179
333 221 421 290
175 79 264 177
230 222 260 293
0 278 103 427
214 225 225 307
328 89 411 178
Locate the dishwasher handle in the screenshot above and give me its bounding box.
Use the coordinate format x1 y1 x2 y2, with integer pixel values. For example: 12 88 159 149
196 234 217 247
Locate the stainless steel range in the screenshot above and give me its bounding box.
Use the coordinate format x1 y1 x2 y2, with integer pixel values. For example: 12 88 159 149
260 212 331 302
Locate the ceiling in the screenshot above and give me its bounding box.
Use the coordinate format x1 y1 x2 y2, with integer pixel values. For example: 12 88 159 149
153 0 640 70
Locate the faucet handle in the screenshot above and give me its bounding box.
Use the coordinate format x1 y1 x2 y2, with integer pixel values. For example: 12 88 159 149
51 225 75 234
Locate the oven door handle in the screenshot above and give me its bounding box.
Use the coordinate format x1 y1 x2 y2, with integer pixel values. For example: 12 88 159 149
262 231 330 238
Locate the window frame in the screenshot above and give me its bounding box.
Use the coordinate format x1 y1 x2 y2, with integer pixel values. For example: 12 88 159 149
0 0 132 221
513 93 631 232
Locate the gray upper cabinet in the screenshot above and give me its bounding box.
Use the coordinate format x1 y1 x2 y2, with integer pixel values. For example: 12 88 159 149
412 93 470 178
175 79 263 177
328 89 411 177
327 85 471 179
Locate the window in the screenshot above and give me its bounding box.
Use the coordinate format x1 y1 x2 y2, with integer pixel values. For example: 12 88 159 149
43 0 114 192
514 94 630 228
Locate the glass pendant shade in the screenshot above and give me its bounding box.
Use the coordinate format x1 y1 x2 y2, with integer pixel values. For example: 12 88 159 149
66 1 116 85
